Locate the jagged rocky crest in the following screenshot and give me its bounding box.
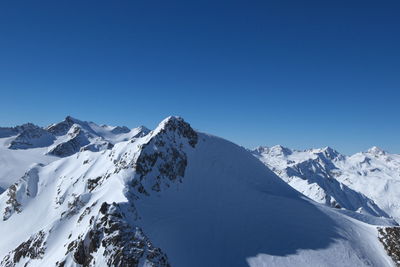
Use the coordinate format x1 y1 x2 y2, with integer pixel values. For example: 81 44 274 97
130 116 198 196
61 202 170 267
0 116 197 266
2 116 149 158
1 116 400 267
9 124 55 150
47 125 91 157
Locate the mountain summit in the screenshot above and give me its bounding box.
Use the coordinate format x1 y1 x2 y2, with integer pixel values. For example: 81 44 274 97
0 117 398 266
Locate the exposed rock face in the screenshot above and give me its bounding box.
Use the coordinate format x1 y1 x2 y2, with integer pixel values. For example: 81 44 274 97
46 116 76 136
8 124 55 149
1 116 400 267
48 126 90 157
63 202 170 267
46 117 143 157
129 117 198 196
2 184 21 221
111 126 130 134
378 227 400 266
0 123 45 139
0 117 196 266
1 230 47 267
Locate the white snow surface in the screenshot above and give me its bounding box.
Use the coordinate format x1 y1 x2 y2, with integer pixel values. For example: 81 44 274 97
0 116 149 190
252 145 400 222
0 137 57 190
0 117 396 266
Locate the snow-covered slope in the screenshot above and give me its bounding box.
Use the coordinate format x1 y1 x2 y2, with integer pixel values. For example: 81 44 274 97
0 137 57 190
252 145 400 222
0 117 149 190
0 117 397 267
337 147 400 222
46 116 150 157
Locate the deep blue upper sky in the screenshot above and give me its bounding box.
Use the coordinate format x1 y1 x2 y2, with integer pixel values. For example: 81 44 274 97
0 0 399 154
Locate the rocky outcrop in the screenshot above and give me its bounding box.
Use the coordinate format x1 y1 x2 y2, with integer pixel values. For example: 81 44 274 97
8 124 55 149
48 126 90 157
62 202 170 267
1 230 47 267
0 123 45 138
127 117 198 196
378 227 400 266
111 126 130 134
46 116 76 136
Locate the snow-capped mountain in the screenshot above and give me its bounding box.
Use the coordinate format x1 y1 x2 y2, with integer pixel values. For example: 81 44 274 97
45 116 149 157
0 116 149 190
0 116 399 267
252 145 400 222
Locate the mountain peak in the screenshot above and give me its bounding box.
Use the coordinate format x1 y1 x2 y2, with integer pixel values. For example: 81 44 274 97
157 116 185 128
313 146 343 160
152 116 198 148
271 145 292 155
253 145 292 157
64 115 75 122
367 146 386 155
47 116 84 136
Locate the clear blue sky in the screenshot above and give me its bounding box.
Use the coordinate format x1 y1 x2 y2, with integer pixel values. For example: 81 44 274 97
0 0 399 154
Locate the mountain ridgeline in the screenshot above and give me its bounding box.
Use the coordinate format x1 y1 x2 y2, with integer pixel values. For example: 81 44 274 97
0 116 399 266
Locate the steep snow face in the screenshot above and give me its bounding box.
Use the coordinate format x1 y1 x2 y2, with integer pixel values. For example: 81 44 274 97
0 117 396 267
0 117 150 190
252 145 400 222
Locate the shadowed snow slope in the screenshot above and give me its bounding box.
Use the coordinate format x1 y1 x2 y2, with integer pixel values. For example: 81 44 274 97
0 117 396 267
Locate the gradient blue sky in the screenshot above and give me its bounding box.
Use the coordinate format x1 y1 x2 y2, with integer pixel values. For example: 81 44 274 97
0 0 399 154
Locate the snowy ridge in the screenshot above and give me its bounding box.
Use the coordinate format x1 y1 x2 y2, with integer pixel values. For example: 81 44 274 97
0 116 149 190
0 117 398 266
252 145 400 222
9 124 55 150
0 116 197 266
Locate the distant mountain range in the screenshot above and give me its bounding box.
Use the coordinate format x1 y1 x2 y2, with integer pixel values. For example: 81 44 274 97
0 116 399 267
251 145 400 222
